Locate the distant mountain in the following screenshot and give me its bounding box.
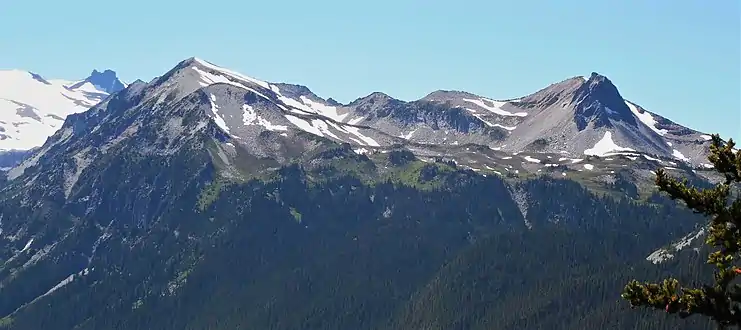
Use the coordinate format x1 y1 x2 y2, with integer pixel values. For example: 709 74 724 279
0 57 722 330
0 68 125 152
67 69 127 94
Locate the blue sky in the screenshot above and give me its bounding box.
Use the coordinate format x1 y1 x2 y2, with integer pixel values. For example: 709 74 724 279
1 0 739 140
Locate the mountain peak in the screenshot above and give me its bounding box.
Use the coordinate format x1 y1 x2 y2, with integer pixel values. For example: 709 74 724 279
420 90 477 102
175 56 202 68
583 72 620 89
571 72 637 130
67 69 125 94
351 91 395 105
87 69 125 93
90 69 116 76
172 56 271 91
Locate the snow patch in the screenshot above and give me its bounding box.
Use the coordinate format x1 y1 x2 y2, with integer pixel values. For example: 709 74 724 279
465 109 518 131
647 249 673 264
583 164 594 170
643 154 661 162
273 94 317 116
299 96 348 122
583 131 635 157
242 104 288 131
285 115 323 136
463 98 527 117
523 156 540 163
343 125 380 146
648 228 706 264
494 123 516 131
192 57 270 89
208 94 231 134
311 119 341 140
625 100 668 136
399 130 416 139
672 149 690 162
347 116 365 125
72 82 107 94
191 66 271 101
20 238 33 253
42 268 90 298
284 114 379 146
674 228 706 250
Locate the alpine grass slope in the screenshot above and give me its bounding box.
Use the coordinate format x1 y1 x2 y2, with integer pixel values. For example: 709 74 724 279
0 57 724 330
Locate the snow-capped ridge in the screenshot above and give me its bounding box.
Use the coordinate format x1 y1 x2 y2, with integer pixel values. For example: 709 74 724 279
198 82 381 148
2 56 718 172
135 59 385 150
0 68 122 151
190 57 270 90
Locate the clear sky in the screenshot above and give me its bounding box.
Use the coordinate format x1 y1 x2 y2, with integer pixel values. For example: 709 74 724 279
1 0 739 140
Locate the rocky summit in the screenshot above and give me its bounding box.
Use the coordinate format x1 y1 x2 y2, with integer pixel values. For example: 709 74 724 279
0 57 722 330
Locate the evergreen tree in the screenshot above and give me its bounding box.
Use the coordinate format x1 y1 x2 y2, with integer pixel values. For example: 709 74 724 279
622 134 741 328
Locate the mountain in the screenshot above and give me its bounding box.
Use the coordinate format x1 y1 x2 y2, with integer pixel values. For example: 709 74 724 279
67 69 127 94
0 68 126 154
0 57 721 330
132 60 714 167
344 72 714 167
3 58 719 193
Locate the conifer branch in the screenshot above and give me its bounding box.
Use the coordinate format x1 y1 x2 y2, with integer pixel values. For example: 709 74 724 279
622 134 741 327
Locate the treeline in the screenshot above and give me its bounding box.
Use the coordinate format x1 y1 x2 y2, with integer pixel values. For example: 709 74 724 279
0 164 713 329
